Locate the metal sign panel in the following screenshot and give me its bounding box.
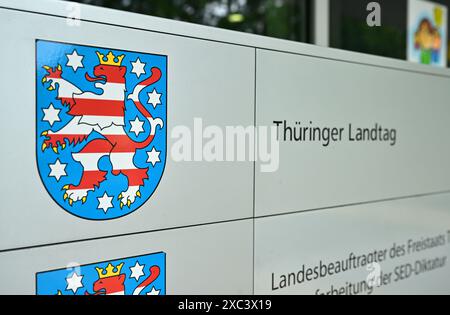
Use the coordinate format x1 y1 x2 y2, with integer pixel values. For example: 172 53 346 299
255 49 450 217
0 220 253 295
0 6 254 250
255 194 450 295
1 0 450 295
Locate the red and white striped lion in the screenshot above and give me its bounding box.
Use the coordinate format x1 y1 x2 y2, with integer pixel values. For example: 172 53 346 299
41 51 163 208
85 263 161 296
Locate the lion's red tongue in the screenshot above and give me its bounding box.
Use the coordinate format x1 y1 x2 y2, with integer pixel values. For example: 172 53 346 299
85 73 105 82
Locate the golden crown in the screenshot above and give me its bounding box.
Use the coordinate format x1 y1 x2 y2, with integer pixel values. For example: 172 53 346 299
95 263 124 279
96 51 124 66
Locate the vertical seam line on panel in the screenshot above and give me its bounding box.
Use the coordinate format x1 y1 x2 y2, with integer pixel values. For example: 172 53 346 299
252 48 257 295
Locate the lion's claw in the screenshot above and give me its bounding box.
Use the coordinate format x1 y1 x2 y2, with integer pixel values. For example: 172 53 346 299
42 65 63 92
41 131 67 153
63 185 90 206
118 187 141 209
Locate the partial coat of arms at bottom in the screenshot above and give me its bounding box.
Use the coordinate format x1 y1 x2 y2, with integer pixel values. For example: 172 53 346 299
36 252 166 295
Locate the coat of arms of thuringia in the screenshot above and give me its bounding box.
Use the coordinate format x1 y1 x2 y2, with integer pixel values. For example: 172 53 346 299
36 252 166 295
36 40 167 220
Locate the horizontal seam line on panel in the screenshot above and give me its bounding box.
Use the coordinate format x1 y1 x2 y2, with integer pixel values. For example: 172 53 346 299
255 189 450 220
1 6 450 79
2 189 450 254
0 216 253 254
